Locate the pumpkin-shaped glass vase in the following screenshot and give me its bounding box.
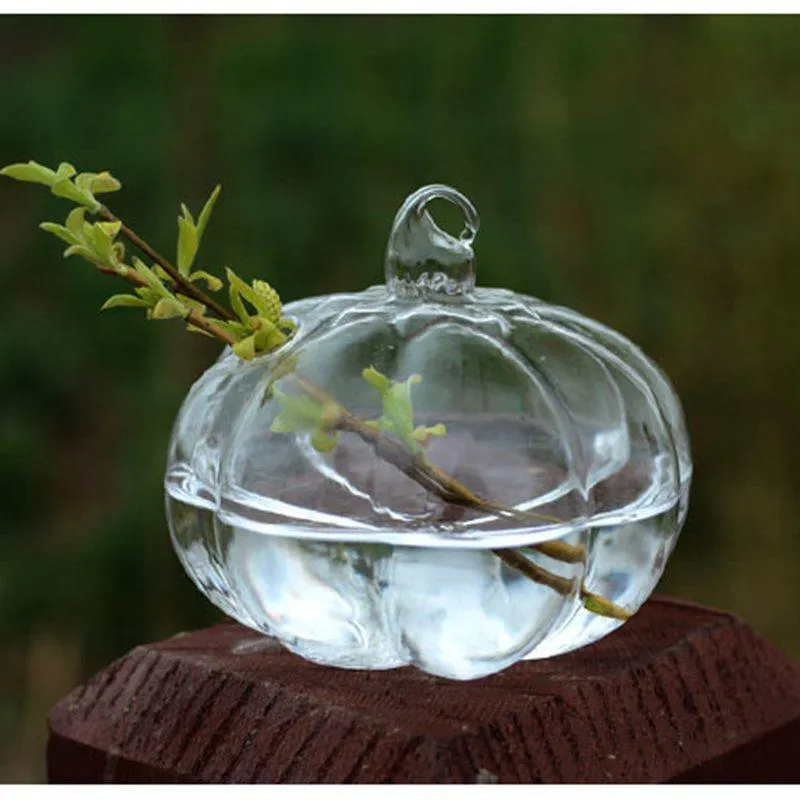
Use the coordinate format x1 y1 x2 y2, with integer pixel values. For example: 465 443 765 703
165 185 691 680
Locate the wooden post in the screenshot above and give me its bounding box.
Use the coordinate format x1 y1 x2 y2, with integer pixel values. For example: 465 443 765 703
47 596 800 783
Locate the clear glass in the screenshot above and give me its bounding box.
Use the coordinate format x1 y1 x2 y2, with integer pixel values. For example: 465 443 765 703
165 185 692 680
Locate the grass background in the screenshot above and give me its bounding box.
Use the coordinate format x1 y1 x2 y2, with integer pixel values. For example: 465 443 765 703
1 15 799 780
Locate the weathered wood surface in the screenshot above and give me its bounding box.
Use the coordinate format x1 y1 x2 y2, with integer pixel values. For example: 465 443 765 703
47 596 800 783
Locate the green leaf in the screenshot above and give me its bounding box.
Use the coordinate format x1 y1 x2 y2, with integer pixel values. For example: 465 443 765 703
362 372 429 452
89 171 121 194
251 317 286 353
225 271 285 328
270 389 326 432
109 242 126 268
362 366 390 393
132 257 171 297
270 388 341 449
177 216 198 275
269 414 291 433
62 244 97 262
310 429 339 453
66 207 86 238
226 267 259 305
186 324 215 338
75 171 121 196
213 319 249 340
39 222 78 246
97 220 121 239
55 162 76 181
382 375 420 432
101 294 151 310
195 184 221 240
269 413 296 433
412 423 447 446
189 270 223 291
74 173 94 194
51 177 98 211
226 267 251 324
176 185 220 277
0 160 57 186
150 298 188 320
255 329 285 353
135 286 159 304
232 334 256 360
85 223 114 263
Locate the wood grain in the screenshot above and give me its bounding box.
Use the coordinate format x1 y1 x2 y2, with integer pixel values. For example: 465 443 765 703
47 596 800 783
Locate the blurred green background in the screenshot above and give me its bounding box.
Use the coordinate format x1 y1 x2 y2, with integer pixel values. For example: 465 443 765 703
1 14 799 782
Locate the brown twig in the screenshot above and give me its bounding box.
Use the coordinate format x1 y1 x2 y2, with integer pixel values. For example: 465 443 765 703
182 307 236 345
494 548 575 595
493 549 630 621
98 206 234 321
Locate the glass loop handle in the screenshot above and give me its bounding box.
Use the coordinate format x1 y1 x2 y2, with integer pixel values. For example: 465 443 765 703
385 184 480 299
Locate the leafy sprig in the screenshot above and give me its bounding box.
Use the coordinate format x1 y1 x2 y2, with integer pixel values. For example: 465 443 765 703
270 367 445 455
216 268 295 360
361 367 446 452
270 388 342 452
1 160 293 360
0 160 120 212
176 185 224 292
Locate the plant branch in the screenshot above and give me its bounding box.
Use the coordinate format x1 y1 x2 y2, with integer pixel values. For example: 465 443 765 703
182 306 237 345
290 375 627 620
494 549 630 621
97 263 238 346
292 375 631 620
98 206 234 321
291 375 586 565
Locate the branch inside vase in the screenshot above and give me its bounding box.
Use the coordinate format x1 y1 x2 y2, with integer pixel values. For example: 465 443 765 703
290 375 630 621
